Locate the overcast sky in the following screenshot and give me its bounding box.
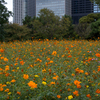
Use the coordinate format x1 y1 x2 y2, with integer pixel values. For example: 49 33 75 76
5 0 13 22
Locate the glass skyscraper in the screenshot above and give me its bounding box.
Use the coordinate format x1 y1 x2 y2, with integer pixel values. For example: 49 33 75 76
94 2 100 13
13 0 27 25
36 0 71 18
13 0 100 25
72 0 93 24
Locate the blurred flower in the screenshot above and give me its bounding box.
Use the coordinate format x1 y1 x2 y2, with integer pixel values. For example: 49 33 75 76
0 87 3 91
8 92 11 95
96 89 100 94
34 75 39 77
28 81 37 89
73 90 79 96
53 75 59 80
52 51 57 56
17 91 21 95
11 79 16 82
96 53 100 57
68 95 73 100
42 81 47 85
50 82 55 85
20 60 25 65
0 48 4 53
5 88 9 92
57 95 61 98
86 94 91 98
42 69 46 72
23 74 29 79
4 58 8 61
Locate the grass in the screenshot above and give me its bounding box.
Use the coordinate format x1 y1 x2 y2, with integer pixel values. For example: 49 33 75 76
0 39 100 100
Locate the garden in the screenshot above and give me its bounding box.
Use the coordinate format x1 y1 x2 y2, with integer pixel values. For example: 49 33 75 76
0 39 100 100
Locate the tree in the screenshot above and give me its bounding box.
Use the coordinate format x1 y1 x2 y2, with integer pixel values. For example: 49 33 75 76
0 0 12 41
79 13 100 24
61 15 74 39
90 0 100 7
4 23 31 41
35 8 61 39
87 19 100 39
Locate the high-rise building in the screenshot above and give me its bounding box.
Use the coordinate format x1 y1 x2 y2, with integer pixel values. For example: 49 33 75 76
72 0 93 24
13 0 27 25
36 0 71 18
13 0 100 25
13 0 71 25
26 0 36 17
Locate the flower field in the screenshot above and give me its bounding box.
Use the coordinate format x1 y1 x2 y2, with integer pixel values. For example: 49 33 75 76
0 39 100 100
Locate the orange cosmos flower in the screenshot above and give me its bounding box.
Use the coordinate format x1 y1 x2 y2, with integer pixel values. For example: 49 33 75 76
52 51 57 55
96 89 100 94
0 48 4 53
47 58 50 61
50 82 55 85
4 58 8 61
74 80 81 86
42 68 46 72
86 94 91 98
17 91 21 95
5 65 9 71
50 60 53 63
53 75 59 80
11 79 16 82
28 81 37 89
68 55 72 58
77 84 81 88
57 95 61 98
0 87 3 91
85 72 89 75
73 90 79 96
20 61 25 65
23 74 29 80
0 68 3 71
96 53 100 57
72 73 75 76
5 88 9 92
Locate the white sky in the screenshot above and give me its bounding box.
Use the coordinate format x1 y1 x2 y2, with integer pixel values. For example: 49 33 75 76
5 0 13 22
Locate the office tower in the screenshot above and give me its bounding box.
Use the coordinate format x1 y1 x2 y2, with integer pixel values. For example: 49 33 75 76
94 2 100 13
13 0 27 25
72 0 94 24
26 0 36 17
36 0 71 18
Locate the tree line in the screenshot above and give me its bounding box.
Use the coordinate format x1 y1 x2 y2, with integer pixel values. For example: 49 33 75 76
0 0 100 42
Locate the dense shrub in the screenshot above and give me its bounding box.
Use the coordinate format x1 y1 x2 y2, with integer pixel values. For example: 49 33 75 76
4 23 31 42
87 19 100 39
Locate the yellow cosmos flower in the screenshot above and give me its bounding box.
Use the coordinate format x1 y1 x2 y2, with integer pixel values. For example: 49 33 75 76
68 95 73 100
42 81 47 85
34 75 39 77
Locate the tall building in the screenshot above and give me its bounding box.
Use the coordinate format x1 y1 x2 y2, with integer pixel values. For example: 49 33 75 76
26 0 36 17
36 0 71 18
13 0 71 25
13 0 27 25
72 0 93 24
13 0 100 25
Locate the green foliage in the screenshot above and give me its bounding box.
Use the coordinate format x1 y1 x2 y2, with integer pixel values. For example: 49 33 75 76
0 0 12 41
90 0 100 7
4 23 31 41
87 19 100 39
61 15 74 39
74 23 91 39
79 13 100 24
